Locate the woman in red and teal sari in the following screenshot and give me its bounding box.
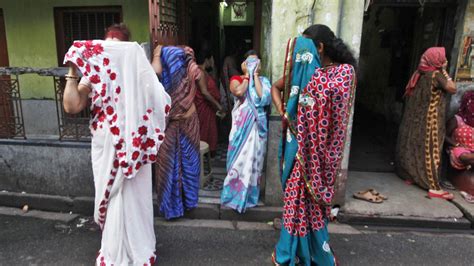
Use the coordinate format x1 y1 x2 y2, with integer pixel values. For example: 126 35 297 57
271 24 357 266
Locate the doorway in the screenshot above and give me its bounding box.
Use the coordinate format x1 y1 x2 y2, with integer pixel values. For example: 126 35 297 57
0 8 14 138
351 1 457 173
185 0 261 199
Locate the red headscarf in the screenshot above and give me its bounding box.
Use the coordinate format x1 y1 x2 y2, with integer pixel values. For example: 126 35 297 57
458 91 474 127
405 47 446 96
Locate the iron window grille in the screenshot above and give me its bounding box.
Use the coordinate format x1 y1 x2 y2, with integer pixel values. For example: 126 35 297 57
0 74 25 139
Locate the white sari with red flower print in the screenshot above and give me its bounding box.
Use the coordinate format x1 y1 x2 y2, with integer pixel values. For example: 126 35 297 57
64 41 171 266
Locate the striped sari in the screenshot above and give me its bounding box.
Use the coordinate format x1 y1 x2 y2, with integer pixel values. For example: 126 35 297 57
155 47 201 220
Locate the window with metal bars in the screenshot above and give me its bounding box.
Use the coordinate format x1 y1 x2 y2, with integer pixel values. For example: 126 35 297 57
53 7 122 141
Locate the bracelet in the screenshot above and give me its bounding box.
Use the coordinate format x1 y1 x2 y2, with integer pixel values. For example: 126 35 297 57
65 75 79 80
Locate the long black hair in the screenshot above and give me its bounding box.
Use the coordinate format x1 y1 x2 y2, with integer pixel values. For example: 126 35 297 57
303 24 357 67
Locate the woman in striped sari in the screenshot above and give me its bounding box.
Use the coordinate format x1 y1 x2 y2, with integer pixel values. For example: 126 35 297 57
152 45 201 220
271 24 357 266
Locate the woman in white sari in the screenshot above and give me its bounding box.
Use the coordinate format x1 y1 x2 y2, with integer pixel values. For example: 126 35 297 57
63 24 171 265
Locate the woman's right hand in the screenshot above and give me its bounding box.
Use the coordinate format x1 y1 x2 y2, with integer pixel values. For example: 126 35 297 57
276 102 285 116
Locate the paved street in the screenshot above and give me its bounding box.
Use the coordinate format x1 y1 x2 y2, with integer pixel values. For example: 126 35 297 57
0 214 473 265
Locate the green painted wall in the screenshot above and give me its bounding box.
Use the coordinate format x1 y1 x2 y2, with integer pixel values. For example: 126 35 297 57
0 0 148 99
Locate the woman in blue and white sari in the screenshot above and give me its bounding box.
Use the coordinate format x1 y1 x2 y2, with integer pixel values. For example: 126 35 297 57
221 50 272 213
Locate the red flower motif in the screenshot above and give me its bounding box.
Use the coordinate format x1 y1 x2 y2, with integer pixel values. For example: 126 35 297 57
132 151 140 160
84 72 89 76
110 72 117 80
115 143 122 150
76 58 84 67
143 115 149 121
149 154 157 161
120 161 128 168
85 64 91 73
100 89 106 97
114 97 119 103
165 105 171 114
145 138 156 148
158 134 164 141
135 162 142 170
127 166 133 175
155 128 161 133
115 86 121 94
132 137 142 147
143 154 148 161
112 114 118 123
90 74 101 84
94 65 101 72
103 58 110 66
84 40 93 48
73 41 83 48
107 69 111 74
113 160 119 169
138 126 148 135
111 171 117 177
106 106 114 115
110 126 120 135
93 44 104 55
91 121 98 130
98 114 106 122
147 109 152 114
82 50 93 59
118 152 126 158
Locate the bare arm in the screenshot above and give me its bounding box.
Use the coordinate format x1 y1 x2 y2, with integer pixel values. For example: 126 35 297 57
151 45 163 76
435 70 456 94
271 76 285 115
63 65 91 114
230 77 249 98
445 117 458 147
198 72 223 111
253 63 263 98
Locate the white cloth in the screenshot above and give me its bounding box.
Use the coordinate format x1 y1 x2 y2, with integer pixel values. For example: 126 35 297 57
64 41 171 265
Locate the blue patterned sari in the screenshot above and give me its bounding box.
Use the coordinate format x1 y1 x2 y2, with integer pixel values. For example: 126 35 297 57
221 58 272 213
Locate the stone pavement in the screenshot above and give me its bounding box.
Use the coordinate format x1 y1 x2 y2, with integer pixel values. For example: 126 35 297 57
341 171 473 228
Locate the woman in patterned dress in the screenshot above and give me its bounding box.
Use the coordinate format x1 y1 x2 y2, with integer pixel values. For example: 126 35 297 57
221 50 272 213
63 24 171 265
151 45 202 219
271 24 357 266
446 91 473 201
395 47 456 200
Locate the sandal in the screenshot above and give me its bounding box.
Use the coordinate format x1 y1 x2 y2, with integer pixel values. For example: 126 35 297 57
427 191 454 200
460 191 474 204
353 190 383 203
368 189 388 200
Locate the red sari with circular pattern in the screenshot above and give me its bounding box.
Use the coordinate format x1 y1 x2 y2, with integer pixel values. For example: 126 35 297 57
282 64 356 237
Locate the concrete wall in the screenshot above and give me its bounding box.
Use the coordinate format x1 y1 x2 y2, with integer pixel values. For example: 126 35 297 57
0 140 94 197
263 0 365 206
0 0 149 99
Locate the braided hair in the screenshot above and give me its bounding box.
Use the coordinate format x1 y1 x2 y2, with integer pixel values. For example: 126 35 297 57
303 24 357 68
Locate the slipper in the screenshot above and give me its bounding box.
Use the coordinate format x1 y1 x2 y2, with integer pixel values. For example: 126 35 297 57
427 191 454 200
368 189 388 200
404 179 414 185
460 191 474 204
353 190 383 203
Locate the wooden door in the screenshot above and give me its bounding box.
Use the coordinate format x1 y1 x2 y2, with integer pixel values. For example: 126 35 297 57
0 9 14 138
149 0 189 49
